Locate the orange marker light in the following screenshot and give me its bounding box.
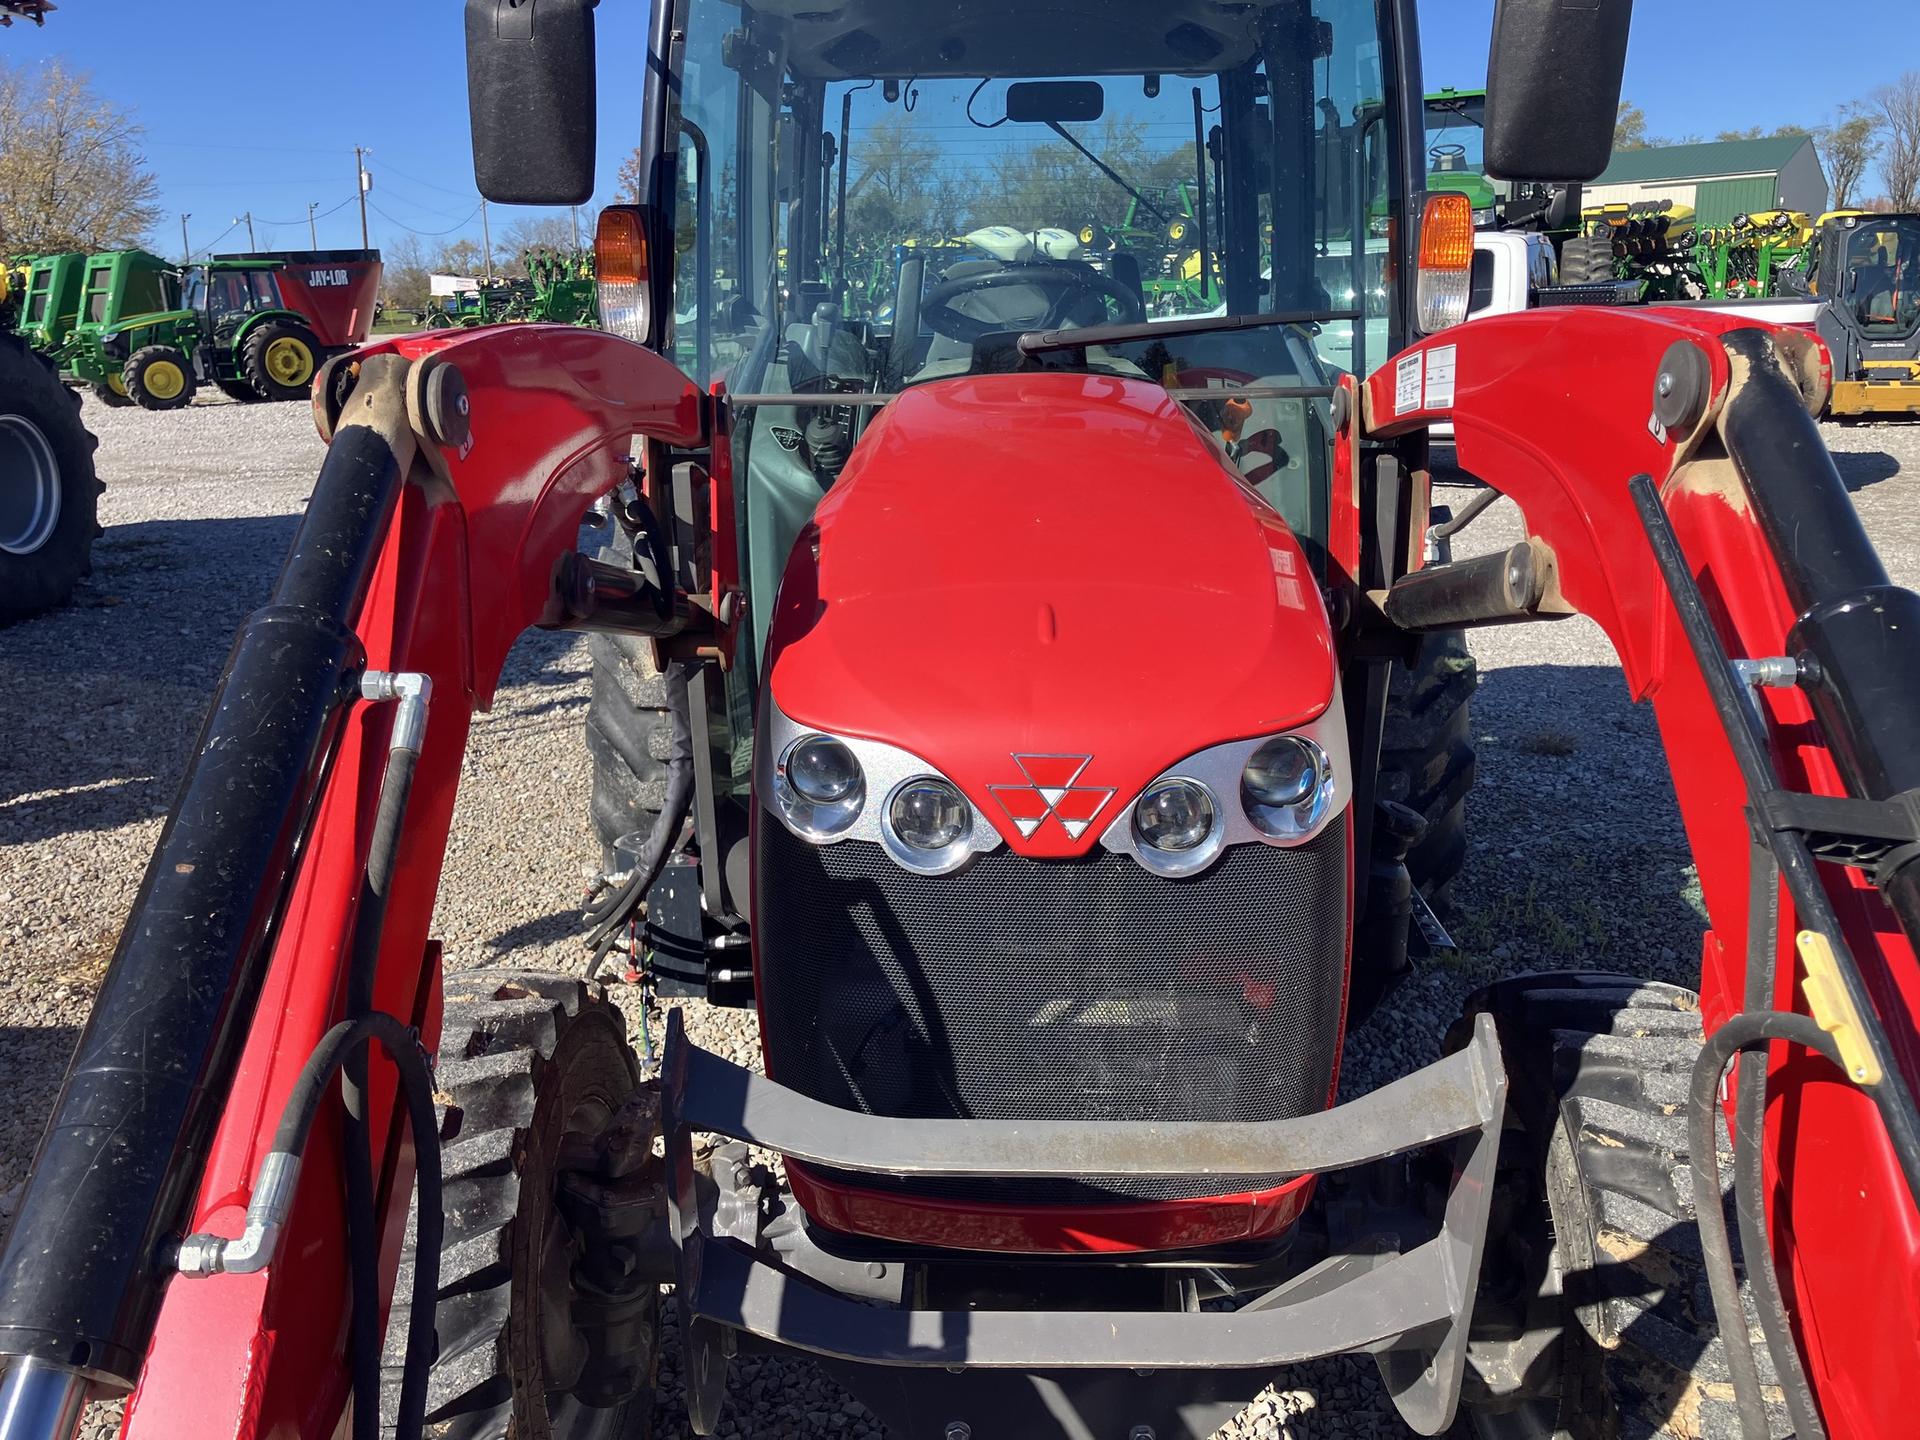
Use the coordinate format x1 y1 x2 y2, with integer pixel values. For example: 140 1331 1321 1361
1416 192 1476 332
595 205 653 344
1418 193 1475 273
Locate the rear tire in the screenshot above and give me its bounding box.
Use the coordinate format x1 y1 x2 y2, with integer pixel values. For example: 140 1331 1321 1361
241 319 321 402
1 336 101 625
1379 630 1476 916
123 345 196 410
90 376 133 408
1558 235 1616 285
1454 973 1788 1439
215 377 263 404
384 971 656 1439
585 527 675 872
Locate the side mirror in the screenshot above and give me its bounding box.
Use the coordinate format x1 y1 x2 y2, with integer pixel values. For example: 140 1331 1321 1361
1484 0 1632 183
466 0 598 205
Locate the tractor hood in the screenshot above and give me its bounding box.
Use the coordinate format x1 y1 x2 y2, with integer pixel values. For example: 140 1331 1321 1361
764 371 1335 858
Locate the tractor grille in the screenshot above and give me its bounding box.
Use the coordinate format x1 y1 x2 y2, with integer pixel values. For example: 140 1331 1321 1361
755 820 1349 1205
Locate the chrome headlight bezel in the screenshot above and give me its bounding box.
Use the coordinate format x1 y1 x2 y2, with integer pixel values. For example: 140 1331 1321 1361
1101 679 1351 878
759 691 1003 867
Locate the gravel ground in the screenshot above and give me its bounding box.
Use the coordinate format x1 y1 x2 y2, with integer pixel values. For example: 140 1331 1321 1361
2 391 1916 1439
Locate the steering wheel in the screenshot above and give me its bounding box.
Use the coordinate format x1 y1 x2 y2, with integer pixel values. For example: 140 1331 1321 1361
1430 142 1469 170
920 262 1146 345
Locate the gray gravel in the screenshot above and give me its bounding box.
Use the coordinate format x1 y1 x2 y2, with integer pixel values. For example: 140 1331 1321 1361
2 390 1916 1439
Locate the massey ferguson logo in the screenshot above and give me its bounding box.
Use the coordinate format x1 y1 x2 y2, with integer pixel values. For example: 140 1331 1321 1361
306 268 351 287
988 755 1114 840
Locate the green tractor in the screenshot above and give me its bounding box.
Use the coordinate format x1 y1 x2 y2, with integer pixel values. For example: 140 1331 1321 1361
65 251 325 410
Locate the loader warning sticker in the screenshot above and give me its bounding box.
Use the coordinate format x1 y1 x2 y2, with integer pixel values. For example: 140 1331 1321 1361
1395 352 1424 415
1424 345 1457 410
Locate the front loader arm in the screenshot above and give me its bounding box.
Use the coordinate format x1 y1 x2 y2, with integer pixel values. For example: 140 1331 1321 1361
1362 309 1920 1440
0 325 706 1440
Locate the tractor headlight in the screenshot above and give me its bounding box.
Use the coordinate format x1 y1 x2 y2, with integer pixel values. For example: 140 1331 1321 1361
883 778 976 873
775 734 864 837
1133 780 1217 853
1241 736 1334 840
1128 778 1224 878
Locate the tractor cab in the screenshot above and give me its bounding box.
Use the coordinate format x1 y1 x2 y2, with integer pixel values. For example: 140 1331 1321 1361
183 259 289 347
638 0 1411 681
1814 211 1920 417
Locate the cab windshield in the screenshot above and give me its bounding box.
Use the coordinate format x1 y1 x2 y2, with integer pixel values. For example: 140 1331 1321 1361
1424 92 1486 179
1845 219 1920 338
669 0 1397 391
196 267 284 323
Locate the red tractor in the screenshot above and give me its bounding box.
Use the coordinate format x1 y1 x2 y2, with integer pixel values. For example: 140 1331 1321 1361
1 3 1916 1439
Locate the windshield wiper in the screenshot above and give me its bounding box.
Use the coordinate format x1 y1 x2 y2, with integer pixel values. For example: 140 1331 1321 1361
1046 121 1171 226
1016 309 1363 357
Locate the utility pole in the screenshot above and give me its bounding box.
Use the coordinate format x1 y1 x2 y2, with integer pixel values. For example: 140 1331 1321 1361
307 202 318 249
235 212 256 249
355 146 372 248
179 213 191 263
480 198 494 283
569 205 581 251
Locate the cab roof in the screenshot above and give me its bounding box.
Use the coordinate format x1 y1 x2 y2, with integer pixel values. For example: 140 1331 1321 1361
749 0 1305 80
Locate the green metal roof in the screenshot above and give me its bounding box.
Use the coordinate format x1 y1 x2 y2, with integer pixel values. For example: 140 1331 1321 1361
1595 135 1813 186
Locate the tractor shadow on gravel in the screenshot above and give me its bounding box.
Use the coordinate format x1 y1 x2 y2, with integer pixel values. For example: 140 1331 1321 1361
0 514 300 838
1829 448 1902 494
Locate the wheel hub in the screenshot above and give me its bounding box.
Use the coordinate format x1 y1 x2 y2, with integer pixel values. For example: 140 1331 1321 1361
144 361 185 401
0 413 61 556
264 337 313 386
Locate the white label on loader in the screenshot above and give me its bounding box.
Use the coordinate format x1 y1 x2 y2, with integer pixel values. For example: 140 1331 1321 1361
1396 351 1424 415
1425 345 1458 410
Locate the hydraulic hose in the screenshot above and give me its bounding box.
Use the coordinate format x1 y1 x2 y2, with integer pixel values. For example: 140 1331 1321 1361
343 734 425 1440
1689 1012 1842 1440
278 1013 441 1440
586 660 695 978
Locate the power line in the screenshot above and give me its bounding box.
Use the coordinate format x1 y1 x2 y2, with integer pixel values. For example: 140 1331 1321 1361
374 159 480 200
368 200 482 238
252 195 355 228
371 180 479 224
184 219 241 261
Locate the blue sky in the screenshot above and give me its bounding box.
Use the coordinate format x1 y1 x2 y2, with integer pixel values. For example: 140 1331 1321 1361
7 0 1917 258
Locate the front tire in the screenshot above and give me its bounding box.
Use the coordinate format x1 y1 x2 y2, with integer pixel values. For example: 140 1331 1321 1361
585 528 675 872
215 377 263 404
385 972 656 1438
1455 973 1786 1439
91 375 133 408
0 337 101 625
1379 630 1476 916
123 345 196 410
241 320 321 402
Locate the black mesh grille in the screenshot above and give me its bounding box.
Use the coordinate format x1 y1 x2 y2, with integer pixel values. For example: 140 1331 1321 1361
756 820 1349 1205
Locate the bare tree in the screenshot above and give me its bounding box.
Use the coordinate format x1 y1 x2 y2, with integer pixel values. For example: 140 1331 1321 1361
436 237 485 277
1818 106 1881 211
0 59 161 251
1614 101 1650 151
617 145 645 204
380 233 431 313
1874 72 1920 211
497 213 579 275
